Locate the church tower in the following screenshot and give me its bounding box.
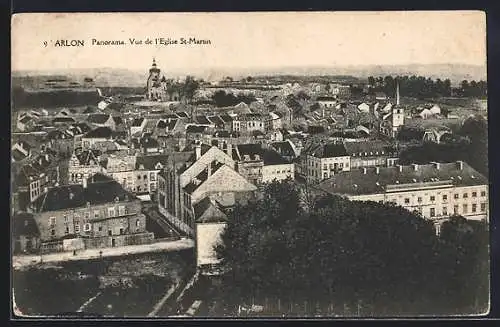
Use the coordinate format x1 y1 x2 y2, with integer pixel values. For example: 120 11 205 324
146 58 161 100
391 80 405 137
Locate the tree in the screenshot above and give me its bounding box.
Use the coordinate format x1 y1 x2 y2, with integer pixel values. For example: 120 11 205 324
182 75 200 104
216 180 488 315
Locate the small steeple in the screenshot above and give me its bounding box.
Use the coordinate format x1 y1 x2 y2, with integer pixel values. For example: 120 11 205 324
396 80 400 106
152 57 157 67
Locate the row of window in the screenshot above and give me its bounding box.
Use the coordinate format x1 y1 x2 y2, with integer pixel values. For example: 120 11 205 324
429 203 487 217
323 163 345 170
402 191 487 204
51 219 142 237
352 151 385 157
48 206 130 226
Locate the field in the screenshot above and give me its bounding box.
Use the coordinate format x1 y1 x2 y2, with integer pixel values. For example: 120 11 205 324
13 249 195 317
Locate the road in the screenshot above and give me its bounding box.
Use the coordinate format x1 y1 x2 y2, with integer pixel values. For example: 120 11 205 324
13 238 194 269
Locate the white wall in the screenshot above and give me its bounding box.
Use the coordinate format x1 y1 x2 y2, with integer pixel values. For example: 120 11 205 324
196 222 226 266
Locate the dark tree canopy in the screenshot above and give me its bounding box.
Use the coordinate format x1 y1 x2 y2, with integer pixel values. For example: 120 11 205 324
215 180 489 316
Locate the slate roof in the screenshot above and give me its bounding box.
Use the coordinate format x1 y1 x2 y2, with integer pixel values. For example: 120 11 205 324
317 162 487 196
135 154 170 170
132 118 145 127
235 144 289 165
75 150 100 166
207 115 225 126
19 115 33 124
186 125 207 134
306 143 349 158
87 114 111 124
344 141 395 157
219 114 233 123
195 115 211 125
271 141 296 158
194 197 228 223
12 149 29 162
83 127 113 139
52 117 76 124
31 173 133 212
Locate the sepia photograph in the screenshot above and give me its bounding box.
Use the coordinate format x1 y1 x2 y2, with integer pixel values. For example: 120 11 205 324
10 11 488 318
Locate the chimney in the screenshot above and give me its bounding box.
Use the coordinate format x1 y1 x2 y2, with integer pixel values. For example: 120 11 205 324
456 160 464 170
45 154 49 161
195 144 201 160
412 163 419 171
431 161 440 170
363 167 367 174
375 167 380 174
226 142 232 157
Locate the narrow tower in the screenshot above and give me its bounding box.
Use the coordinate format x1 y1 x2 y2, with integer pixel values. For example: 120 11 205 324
396 80 400 106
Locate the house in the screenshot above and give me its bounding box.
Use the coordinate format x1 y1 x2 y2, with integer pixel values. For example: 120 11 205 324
357 102 370 113
102 152 137 192
13 153 60 212
87 114 116 131
317 96 337 108
132 134 160 154
157 144 257 237
68 150 104 185
81 127 114 149
270 139 300 162
17 114 35 132
241 113 266 133
301 142 350 183
134 154 171 197
11 141 32 162
232 143 295 185
130 118 148 136
316 161 489 234
46 129 74 157
28 173 153 253
266 112 283 131
419 108 433 119
344 141 397 169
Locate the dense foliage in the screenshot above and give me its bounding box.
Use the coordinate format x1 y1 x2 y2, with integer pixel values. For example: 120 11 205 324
368 75 486 99
212 90 257 107
399 115 488 177
216 180 489 316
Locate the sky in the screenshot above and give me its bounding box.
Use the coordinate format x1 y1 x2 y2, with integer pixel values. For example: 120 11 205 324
11 11 486 73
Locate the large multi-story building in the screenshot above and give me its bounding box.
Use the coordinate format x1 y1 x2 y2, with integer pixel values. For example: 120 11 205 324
232 143 294 185
301 142 351 183
28 173 152 253
316 161 488 233
344 141 399 169
157 143 257 237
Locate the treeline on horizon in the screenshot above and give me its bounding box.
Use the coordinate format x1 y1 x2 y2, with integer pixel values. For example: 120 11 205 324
366 76 487 99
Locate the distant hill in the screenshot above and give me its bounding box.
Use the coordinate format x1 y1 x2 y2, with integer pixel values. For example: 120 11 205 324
12 63 486 87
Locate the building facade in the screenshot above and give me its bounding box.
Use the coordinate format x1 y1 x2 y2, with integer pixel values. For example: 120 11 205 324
316 161 489 233
28 174 152 253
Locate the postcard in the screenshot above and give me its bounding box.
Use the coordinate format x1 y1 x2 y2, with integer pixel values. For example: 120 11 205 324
11 11 488 318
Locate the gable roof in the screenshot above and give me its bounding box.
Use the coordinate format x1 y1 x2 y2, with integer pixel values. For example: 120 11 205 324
194 197 228 223
135 154 170 170
32 173 134 212
83 127 113 139
87 114 112 124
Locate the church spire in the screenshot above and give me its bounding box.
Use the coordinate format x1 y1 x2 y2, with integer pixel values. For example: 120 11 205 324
396 80 400 106
152 57 157 67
